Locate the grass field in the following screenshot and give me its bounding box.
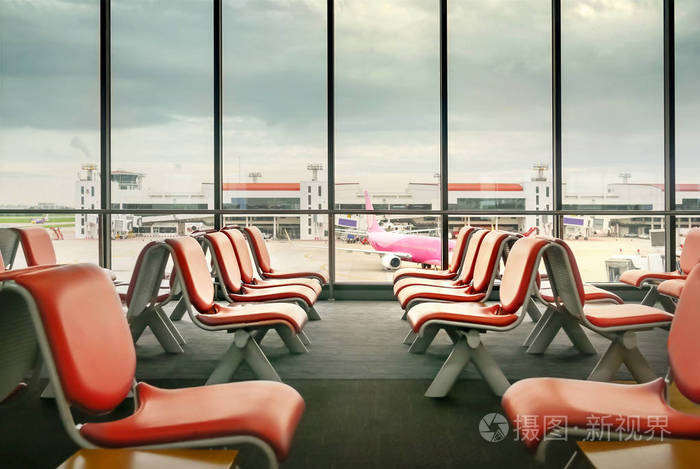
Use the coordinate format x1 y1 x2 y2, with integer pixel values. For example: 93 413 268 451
0 216 74 225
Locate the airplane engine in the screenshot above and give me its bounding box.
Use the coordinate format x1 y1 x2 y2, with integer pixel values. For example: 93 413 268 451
381 254 402 270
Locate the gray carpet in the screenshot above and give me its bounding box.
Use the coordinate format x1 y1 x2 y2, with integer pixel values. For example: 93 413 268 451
134 300 670 383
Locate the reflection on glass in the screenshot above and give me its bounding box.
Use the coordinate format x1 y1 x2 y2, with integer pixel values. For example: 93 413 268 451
0 214 99 268
675 1 700 202
222 0 326 209
0 1 99 209
448 1 551 210
562 0 663 210
335 0 439 208
563 215 665 282
111 0 213 209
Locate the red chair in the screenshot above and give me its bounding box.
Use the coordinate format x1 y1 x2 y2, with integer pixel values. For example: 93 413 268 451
203 231 320 326
0 266 50 405
130 237 309 382
0 226 56 268
396 230 515 313
405 236 552 397
242 225 328 285
658 278 685 301
502 264 700 461
393 229 486 296
392 226 476 283
539 237 673 383
124 241 186 354
222 228 322 320
2 264 304 467
522 238 624 355
619 227 700 311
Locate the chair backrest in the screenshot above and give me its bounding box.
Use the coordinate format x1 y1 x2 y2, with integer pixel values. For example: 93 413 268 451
545 238 586 308
244 226 273 273
16 227 57 266
204 231 243 294
537 237 587 323
222 228 257 284
456 229 487 284
13 264 135 413
470 230 511 292
447 226 475 274
0 251 4 273
679 228 700 274
498 237 550 314
668 264 700 403
0 228 20 269
165 237 215 313
122 241 161 308
0 269 41 403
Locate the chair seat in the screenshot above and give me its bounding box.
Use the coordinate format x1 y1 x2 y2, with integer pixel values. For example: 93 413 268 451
658 279 685 299
265 270 328 285
540 284 623 304
583 303 673 328
393 277 460 296
248 277 322 296
197 302 307 333
229 285 318 307
392 267 453 283
619 270 685 288
79 381 305 461
502 377 700 451
397 284 484 309
407 302 518 332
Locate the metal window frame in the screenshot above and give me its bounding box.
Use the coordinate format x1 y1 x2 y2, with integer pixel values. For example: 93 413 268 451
5 0 694 295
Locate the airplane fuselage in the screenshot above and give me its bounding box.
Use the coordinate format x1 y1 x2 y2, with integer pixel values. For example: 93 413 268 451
368 230 456 266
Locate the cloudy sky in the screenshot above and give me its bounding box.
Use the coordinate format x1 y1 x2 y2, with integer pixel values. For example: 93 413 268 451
0 0 698 208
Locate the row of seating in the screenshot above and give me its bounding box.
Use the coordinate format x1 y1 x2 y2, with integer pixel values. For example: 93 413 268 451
393 226 700 457
0 225 329 468
393 228 680 397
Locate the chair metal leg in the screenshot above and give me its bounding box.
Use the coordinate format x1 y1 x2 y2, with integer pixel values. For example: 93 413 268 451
409 326 439 354
523 306 554 347
156 306 185 345
525 298 542 323
560 314 596 355
425 330 510 398
252 328 269 344
588 339 625 382
425 336 472 398
640 287 660 307
206 339 246 385
469 338 511 396
274 326 308 354
169 297 187 321
298 330 311 346
402 329 417 345
147 308 185 354
445 328 461 344
244 337 281 382
526 311 560 354
306 305 322 321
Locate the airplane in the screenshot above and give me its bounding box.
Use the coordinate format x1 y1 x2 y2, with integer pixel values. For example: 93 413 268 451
31 215 49 224
337 191 456 271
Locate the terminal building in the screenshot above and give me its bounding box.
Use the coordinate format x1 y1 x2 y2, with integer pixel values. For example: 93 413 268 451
76 163 700 241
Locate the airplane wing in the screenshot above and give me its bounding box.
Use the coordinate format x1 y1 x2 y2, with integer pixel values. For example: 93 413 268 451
335 246 413 260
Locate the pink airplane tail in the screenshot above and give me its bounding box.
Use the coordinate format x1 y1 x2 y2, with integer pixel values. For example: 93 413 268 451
364 190 384 233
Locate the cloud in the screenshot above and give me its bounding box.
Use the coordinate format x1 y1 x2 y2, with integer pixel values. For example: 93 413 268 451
1 0 700 208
